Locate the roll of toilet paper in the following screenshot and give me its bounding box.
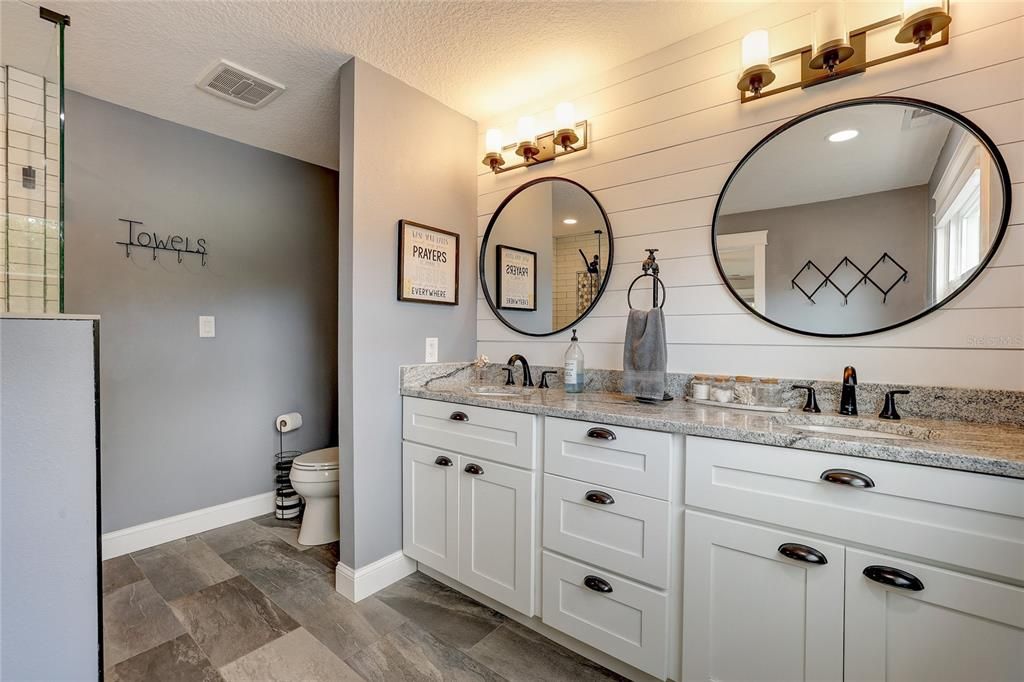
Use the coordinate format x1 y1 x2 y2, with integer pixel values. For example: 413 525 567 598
276 412 303 433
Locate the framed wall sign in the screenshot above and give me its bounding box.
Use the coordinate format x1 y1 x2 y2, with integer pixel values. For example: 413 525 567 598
496 245 537 311
398 220 460 305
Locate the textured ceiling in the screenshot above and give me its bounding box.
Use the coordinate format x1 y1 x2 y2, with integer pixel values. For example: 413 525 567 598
7 1 764 170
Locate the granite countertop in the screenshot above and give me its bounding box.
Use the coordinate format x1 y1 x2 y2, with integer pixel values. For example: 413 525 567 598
402 385 1024 479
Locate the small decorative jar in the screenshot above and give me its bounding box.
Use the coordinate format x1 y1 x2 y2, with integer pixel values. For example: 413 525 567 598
689 375 711 400
471 355 489 386
757 377 782 406
711 376 734 403
733 376 758 405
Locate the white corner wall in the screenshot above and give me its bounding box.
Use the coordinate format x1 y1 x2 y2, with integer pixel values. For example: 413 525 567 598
476 2 1023 390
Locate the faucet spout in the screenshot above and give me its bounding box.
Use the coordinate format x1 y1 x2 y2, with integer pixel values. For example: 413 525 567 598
839 366 858 416
505 354 534 388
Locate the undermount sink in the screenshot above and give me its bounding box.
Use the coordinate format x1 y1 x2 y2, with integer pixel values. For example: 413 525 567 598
784 423 915 441
466 384 525 397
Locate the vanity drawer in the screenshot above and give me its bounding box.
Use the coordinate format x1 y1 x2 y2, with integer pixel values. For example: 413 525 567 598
542 551 667 679
544 417 673 499
543 474 670 588
403 397 536 469
685 436 1024 582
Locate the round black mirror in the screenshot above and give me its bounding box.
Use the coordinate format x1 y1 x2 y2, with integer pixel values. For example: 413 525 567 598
480 177 614 336
713 97 1011 337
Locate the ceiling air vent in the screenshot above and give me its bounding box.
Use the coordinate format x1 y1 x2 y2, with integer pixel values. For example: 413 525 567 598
196 60 285 109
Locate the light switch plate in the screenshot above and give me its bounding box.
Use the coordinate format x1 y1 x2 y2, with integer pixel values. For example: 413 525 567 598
425 337 438 363
199 315 215 338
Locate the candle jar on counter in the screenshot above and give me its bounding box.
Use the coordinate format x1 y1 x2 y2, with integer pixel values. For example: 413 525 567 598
711 376 734 403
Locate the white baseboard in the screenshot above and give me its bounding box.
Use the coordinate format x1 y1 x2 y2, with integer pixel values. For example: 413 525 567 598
335 551 417 602
101 491 276 560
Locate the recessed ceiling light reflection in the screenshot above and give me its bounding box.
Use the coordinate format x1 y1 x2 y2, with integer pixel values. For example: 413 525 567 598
563 218 578 224
828 129 860 142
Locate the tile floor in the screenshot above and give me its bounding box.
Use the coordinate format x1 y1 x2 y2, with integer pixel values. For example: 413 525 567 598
102 513 628 681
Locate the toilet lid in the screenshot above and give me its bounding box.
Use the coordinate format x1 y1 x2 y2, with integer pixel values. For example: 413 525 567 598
292 448 339 471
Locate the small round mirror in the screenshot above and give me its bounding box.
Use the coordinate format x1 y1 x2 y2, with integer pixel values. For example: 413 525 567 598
714 97 1011 337
481 177 613 336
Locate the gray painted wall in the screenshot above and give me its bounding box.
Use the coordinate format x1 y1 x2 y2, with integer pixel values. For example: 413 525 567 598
64 92 339 532
338 58 477 569
1 317 98 680
718 186 930 335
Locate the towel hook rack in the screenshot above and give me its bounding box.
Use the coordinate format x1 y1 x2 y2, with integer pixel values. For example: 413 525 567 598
627 249 666 309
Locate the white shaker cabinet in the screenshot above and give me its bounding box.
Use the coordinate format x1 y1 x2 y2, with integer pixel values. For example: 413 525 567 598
682 511 845 682
402 442 459 577
844 549 1024 682
458 454 535 616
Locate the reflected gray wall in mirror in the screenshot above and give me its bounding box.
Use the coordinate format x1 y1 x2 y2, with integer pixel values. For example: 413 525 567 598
481 177 613 336
713 97 1011 337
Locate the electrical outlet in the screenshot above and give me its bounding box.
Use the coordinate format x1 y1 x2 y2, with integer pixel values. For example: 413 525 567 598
199 315 215 338
425 337 438 363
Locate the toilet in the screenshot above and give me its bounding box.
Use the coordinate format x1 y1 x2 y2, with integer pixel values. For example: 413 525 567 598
289 446 340 546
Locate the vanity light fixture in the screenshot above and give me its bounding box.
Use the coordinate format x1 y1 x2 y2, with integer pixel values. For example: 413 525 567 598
737 0 951 103
828 129 859 142
480 105 589 174
482 128 506 171
737 29 775 97
896 0 952 50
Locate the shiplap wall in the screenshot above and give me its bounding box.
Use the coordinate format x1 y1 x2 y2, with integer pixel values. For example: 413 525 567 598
476 1 1024 390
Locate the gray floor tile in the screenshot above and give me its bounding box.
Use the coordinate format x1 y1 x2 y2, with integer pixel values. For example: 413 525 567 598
302 541 340 570
169 575 299 668
219 628 362 682
265 524 307 550
346 622 507 682
468 619 629 681
198 520 277 555
103 579 186 668
252 512 301 530
220 537 330 597
132 537 238 601
102 554 144 595
376 572 506 651
270 573 406 660
106 634 222 682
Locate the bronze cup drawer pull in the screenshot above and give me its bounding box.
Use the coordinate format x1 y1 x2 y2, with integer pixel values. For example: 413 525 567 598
449 411 469 422
584 490 615 505
434 455 453 467
863 565 925 591
778 543 828 564
583 575 613 593
586 427 617 441
464 463 484 475
820 468 875 489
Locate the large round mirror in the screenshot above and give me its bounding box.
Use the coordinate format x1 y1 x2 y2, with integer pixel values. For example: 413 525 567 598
481 177 613 336
714 97 1011 337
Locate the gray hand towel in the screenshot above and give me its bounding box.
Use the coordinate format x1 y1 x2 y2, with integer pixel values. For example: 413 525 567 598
622 308 668 401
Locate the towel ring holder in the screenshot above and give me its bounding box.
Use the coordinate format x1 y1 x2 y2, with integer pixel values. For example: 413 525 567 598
627 273 666 309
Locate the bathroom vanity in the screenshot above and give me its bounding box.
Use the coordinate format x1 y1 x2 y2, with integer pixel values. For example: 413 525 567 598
400 385 1024 682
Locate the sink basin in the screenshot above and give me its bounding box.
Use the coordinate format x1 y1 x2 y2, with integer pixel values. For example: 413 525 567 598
784 423 915 441
466 385 524 397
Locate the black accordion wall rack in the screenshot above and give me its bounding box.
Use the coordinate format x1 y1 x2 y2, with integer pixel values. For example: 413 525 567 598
792 253 909 305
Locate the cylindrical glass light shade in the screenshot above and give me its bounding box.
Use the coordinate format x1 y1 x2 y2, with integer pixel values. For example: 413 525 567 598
741 30 771 69
814 3 847 51
516 116 536 143
485 128 503 154
555 102 575 130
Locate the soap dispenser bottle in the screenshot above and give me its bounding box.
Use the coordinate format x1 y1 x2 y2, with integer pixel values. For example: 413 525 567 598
564 328 585 393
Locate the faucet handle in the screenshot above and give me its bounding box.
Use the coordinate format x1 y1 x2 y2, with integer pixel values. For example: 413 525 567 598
539 370 558 389
502 366 515 386
879 389 910 420
792 385 821 413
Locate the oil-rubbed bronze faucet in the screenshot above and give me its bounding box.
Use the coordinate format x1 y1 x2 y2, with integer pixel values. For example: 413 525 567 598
839 366 858 415
505 354 534 387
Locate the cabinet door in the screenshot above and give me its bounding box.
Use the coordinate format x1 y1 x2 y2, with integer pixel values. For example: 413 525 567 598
458 455 535 616
682 511 845 682
402 442 459 577
845 549 1024 682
